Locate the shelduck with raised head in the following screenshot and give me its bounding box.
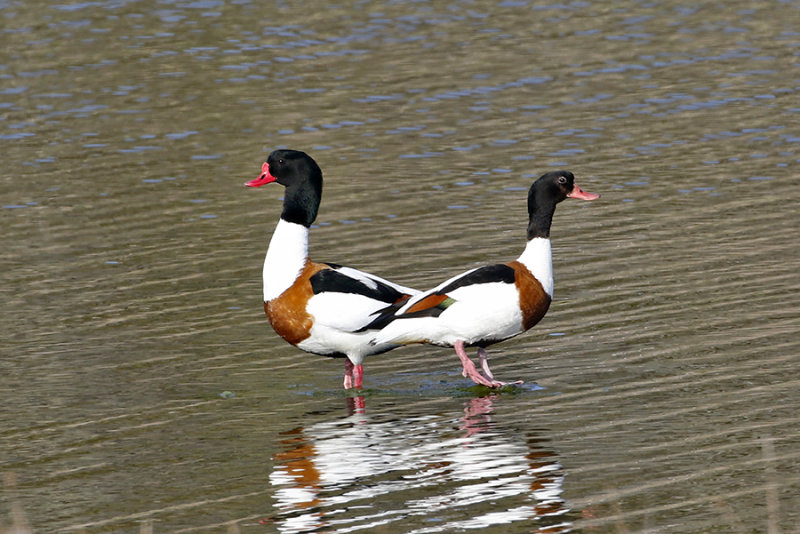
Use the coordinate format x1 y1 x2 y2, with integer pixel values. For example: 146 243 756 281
246 149 419 389
370 170 599 387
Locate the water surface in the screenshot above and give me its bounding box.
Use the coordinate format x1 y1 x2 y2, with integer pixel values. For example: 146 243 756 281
2 0 799 532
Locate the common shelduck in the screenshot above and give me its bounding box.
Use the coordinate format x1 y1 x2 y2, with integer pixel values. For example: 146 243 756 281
370 170 599 388
246 149 419 389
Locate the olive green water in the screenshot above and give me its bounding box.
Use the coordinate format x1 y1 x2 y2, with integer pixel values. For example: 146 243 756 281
2 1 799 532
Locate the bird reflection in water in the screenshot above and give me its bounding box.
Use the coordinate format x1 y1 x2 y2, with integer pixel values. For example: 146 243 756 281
267 394 570 533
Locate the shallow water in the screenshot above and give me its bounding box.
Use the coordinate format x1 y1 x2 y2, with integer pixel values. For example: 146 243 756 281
2 0 800 532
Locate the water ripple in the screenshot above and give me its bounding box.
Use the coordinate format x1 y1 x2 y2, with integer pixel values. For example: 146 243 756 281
2 0 799 532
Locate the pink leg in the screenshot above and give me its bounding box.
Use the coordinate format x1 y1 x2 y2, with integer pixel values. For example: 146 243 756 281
343 359 365 389
478 347 523 386
352 363 364 390
454 341 497 387
477 348 494 380
343 359 354 389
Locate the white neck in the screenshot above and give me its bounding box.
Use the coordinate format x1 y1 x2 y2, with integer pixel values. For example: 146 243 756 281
263 219 309 301
517 237 553 297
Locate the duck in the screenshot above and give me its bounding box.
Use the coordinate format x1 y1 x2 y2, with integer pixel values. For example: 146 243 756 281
369 170 599 388
246 149 419 389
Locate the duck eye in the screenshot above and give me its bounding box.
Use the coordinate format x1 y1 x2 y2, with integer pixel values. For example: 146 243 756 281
558 176 567 184
278 159 284 164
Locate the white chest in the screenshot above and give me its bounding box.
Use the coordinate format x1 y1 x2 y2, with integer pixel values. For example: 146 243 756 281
263 219 309 301
516 237 554 298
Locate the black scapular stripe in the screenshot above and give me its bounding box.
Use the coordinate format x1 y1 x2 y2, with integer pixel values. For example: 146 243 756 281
437 264 516 294
310 267 405 304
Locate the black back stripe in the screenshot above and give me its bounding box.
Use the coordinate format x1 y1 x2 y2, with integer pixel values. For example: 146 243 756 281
437 264 516 294
310 268 405 304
